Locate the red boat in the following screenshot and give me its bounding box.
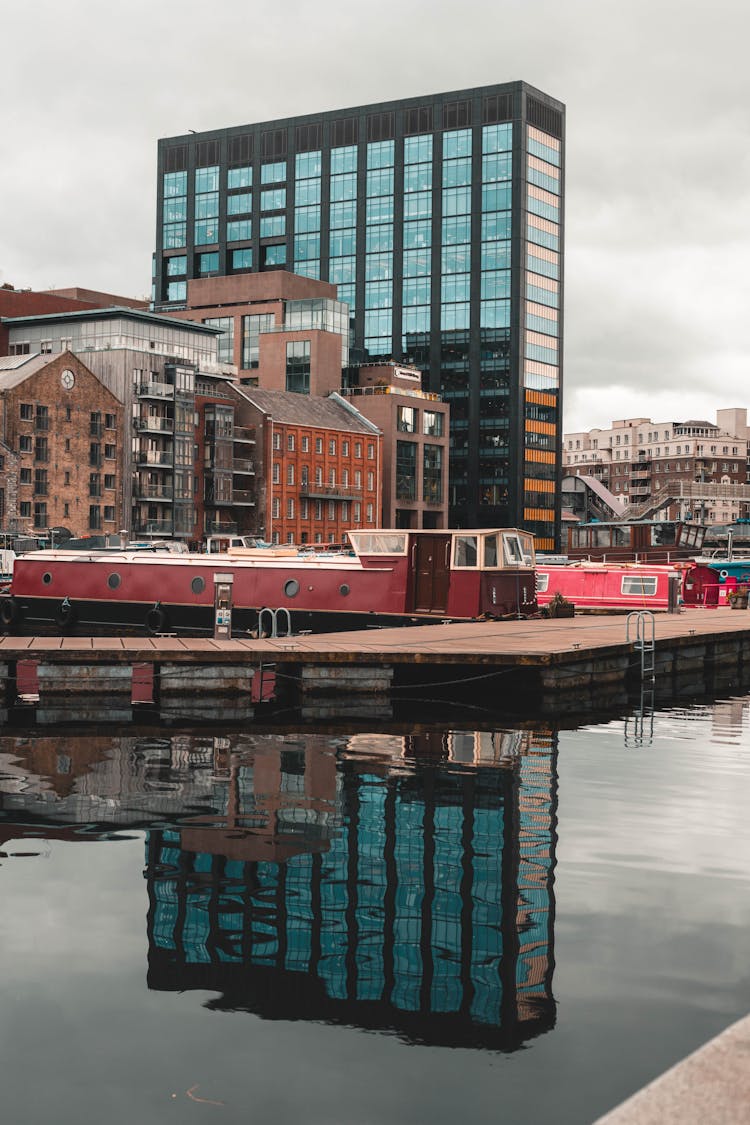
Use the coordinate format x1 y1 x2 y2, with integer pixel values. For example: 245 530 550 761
536 561 687 613
0 528 538 636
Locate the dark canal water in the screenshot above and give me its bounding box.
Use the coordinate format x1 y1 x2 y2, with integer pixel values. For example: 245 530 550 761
0 698 748 1124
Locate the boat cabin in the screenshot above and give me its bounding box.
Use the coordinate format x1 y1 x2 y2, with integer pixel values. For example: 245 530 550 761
567 519 705 562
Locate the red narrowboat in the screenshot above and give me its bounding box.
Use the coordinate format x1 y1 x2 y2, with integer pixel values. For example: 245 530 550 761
0 528 538 636
536 561 687 613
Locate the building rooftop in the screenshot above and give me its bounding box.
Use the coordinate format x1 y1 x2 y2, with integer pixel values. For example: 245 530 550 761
236 387 380 434
3 305 221 334
0 352 60 390
160 80 564 145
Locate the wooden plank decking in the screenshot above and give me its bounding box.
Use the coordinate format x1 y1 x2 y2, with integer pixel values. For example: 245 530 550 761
0 607 748 668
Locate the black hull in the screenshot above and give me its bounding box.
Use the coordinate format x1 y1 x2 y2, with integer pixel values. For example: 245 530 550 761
2 596 473 637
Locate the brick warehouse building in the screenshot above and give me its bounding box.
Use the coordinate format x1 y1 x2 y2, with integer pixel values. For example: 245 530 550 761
231 386 381 545
0 352 124 536
154 81 565 549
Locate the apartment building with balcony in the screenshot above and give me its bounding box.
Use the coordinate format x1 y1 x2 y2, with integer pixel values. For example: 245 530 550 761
564 411 750 523
231 386 381 545
194 371 258 541
0 351 124 536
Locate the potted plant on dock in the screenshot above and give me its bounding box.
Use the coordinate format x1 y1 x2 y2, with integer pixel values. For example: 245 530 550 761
545 591 576 618
729 584 749 610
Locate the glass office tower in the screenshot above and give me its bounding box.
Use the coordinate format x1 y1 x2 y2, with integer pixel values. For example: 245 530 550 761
154 83 564 548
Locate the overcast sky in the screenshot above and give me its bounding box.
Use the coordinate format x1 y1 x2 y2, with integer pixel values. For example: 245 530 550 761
2 0 748 431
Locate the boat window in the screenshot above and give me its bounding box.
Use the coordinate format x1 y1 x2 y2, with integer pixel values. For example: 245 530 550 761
483 534 499 568
516 533 536 566
191 577 205 594
108 573 121 589
536 572 549 593
348 532 407 555
502 534 532 567
651 523 677 546
454 535 478 568
621 575 658 596
284 580 300 597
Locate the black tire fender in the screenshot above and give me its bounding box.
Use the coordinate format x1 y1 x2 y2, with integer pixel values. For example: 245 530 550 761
145 604 167 635
54 597 76 630
0 597 19 628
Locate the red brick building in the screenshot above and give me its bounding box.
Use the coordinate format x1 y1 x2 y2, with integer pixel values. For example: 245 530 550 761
166 272 348 390
232 387 381 545
0 352 124 537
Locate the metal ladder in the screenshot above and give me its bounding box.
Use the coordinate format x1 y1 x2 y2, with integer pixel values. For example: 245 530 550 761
625 611 656 747
257 606 292 638
626 610 655 681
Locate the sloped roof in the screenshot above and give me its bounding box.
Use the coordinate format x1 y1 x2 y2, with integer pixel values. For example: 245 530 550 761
236 386 380 434
0 352 59 390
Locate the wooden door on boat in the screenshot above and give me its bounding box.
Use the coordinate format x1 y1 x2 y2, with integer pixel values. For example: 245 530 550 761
412 534 451 614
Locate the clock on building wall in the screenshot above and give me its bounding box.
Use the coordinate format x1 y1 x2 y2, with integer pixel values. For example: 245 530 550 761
60 369 75 390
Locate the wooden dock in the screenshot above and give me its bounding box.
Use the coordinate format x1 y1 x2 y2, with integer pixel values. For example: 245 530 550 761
1 607 749 723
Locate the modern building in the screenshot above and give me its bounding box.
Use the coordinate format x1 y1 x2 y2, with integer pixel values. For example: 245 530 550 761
165 271 349 386
154 81 565 549
342 362 450 528
0 351 124 537
564 412 750 524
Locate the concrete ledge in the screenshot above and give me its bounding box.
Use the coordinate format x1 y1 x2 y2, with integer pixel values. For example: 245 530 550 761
594 1013 750 1124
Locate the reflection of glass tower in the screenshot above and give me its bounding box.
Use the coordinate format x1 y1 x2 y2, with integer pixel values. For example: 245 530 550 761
154 82 565 547
146 734 558 1050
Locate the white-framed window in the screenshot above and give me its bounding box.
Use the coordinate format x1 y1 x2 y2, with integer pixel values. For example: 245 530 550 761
621 575 658 596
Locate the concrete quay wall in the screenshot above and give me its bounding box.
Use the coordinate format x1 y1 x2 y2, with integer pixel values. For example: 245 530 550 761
594 1013 750 1125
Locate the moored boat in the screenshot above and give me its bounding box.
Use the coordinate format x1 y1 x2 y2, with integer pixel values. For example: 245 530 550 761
1 527 538 636
536 560 686 613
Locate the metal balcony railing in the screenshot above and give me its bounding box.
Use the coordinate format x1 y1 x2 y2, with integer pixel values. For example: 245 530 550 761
136 451 173 466
133 518 174 535
134 417 174 433
233 426 256 444
299 484 363 500
232 458 255 474
231 490 255 505
138 381 174 399
133 484 174 500
206 520 238 534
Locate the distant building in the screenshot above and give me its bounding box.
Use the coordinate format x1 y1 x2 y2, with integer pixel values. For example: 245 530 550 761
563 412 750 524
0 352 124 537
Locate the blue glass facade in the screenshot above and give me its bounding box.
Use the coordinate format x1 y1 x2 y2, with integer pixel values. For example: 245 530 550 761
146 736 557 1048
155 82 565 546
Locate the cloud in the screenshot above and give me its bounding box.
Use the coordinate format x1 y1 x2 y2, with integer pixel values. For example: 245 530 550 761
2 0 749 428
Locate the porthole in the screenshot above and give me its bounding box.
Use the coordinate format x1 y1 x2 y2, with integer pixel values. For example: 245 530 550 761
339 583 350 596
191 576 205 594
108 573 121 589
284 579 300 598
42 572 52 585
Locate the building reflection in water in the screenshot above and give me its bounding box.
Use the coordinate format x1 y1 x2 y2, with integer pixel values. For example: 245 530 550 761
0 724 558 1050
